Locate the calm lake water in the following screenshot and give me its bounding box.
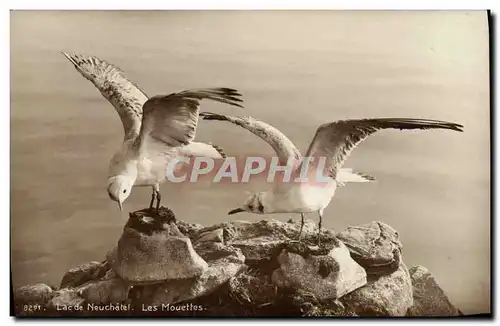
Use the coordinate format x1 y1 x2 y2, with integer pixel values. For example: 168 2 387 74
10 10 490 314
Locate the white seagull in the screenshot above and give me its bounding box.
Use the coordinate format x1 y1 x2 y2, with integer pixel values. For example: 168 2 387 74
62 53 243 212
200 112 464 245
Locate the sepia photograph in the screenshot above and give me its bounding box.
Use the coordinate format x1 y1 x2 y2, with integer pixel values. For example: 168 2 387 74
10 9 491 317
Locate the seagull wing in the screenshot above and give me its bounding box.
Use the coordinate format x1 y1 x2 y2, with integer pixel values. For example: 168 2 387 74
303 118 464 179
62 52 148 140
136 88 243 153
200 112 302 162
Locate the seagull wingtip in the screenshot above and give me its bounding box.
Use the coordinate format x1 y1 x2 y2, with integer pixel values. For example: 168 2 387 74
61 51 76 64
453 123 465 132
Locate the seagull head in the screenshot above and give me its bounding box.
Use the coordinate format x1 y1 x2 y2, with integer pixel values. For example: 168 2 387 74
107 175 134 211
228 192 268 215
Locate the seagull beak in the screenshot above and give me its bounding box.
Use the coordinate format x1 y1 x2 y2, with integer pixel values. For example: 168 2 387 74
118 201 123 212
228 207 245 215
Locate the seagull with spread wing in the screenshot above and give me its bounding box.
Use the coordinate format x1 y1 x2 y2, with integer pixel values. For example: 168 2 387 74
63 53 243 212
200 112 464 245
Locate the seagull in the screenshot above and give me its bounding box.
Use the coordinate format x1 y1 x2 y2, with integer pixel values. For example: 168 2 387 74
62 52 243 212
200 112 464 245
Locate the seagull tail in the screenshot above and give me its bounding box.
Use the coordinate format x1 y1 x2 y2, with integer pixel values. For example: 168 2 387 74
209 143 227 158
337 168 375 187
178 142 227 159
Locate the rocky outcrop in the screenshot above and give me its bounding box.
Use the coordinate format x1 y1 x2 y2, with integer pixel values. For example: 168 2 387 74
14 283 54 312
406 265 461 316
271 240 367 300
13 207 462 317
336 221 402 276
340 263 413 316
107 208 208 283
59 261 106 288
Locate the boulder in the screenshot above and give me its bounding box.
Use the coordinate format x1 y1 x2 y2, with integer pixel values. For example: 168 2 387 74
14 283 54 306
176 220 205 239
228 273 277 307
107 207 208 283
194 227 224 245
77 278 130 305
60 261 108 288
222 219 337 261
406 265 460 316
48 288 86 312
142 243 246 305
337 221 402 276
272 288 359 317
271 240 367 300
340 262 413 316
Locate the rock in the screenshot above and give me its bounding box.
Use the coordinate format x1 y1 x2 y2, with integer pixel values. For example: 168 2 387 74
228 273 276 306
15 213 461 317
146 243 246 305
271 240 367 300
60 261 107 288
48 288 86 312
337 221 402 276
194 227 224 245
340 262 413 316
274 288 359 317
77 278 130 305
15 283 54 306
226 219 337 261
176 220 204 239
107 207 208 283
406 265 460 316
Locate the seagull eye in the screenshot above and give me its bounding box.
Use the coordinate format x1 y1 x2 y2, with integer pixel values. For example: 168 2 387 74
123 189 127 194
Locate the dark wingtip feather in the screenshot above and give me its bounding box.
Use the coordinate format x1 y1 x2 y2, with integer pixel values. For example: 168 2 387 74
179 87 244 108
369 118 465 133
355 172 376 181
199 112 230 121
61 52 78 66
215 87 241 94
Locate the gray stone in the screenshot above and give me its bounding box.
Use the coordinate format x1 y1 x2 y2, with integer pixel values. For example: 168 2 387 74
406 265 460 316
176 220 205 239
48 288 86 311
228 273 277 306
337 221 402 275
147 244 245 305
226 219 337 261
340 262 413 316
60 261 105 288
15 283 54 305
107 208 208 283
271 240 367 300
77 278 130 305
194 228 224 245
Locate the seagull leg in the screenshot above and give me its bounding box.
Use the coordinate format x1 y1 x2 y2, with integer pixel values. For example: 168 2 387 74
297 213 305 241
317 210 323 247
155 191 162 212
149 188 156 209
